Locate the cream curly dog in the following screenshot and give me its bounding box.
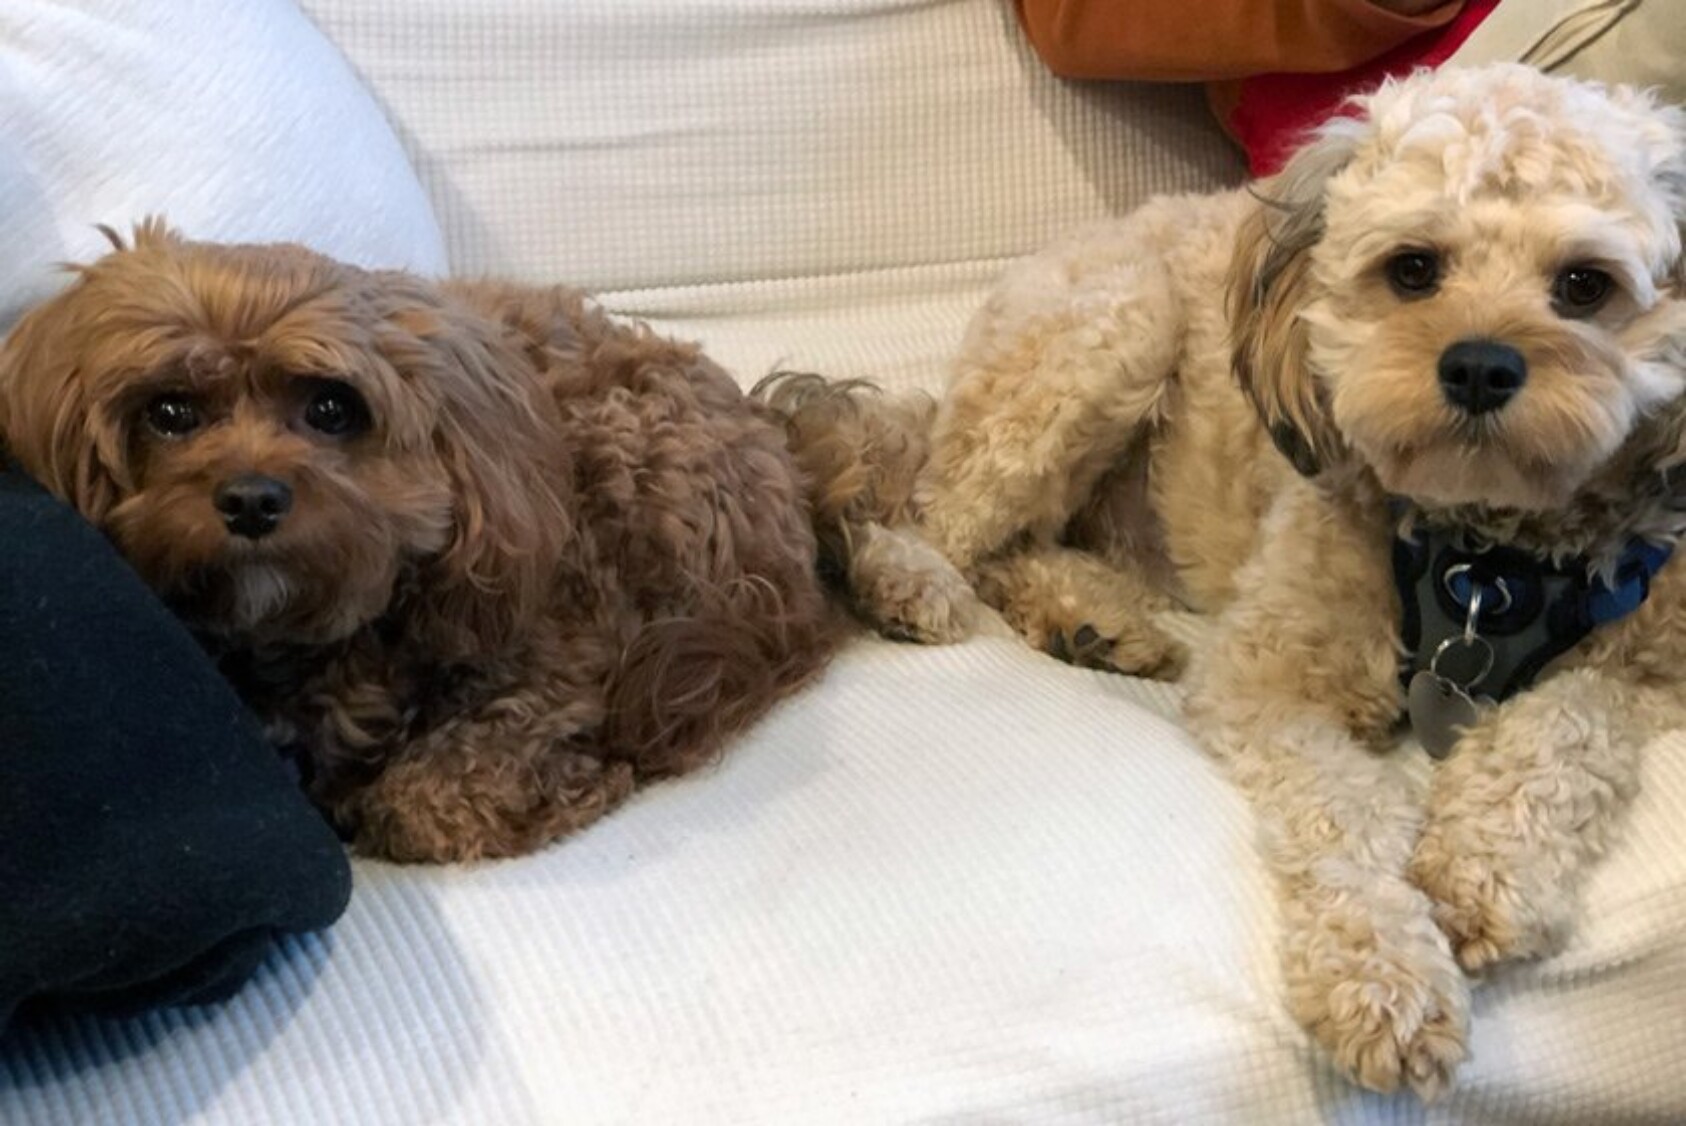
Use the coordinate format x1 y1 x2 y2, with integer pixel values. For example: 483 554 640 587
795 65 1686 1096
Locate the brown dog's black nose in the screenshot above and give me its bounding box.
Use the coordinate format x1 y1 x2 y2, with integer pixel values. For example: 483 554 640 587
1438 339 1527 416
215 474 293 539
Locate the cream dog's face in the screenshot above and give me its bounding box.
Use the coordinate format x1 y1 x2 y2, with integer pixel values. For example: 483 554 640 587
1236 65 1686 512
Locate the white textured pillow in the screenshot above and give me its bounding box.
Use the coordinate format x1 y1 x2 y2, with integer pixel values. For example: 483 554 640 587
0 0 448 332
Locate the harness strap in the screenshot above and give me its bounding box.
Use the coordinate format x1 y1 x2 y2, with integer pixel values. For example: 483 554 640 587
1392 525 1671 702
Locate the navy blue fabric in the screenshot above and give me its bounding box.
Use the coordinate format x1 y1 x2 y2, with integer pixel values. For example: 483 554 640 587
0 466 350 1028
1587 540 1674 625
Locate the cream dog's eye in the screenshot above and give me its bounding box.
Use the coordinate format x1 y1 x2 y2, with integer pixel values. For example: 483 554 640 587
1384 250 1441 297
144 393 201 437
1552 266 1614 317
303 381 371 437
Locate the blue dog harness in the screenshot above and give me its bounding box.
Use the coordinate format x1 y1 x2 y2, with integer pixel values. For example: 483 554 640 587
1391 515 1672 757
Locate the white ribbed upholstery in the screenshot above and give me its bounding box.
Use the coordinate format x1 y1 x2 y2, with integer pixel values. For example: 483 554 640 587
7 640 1686 1124
8 2 1686 1123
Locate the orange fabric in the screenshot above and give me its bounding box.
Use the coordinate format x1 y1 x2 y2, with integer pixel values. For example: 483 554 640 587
1015 0 1464 82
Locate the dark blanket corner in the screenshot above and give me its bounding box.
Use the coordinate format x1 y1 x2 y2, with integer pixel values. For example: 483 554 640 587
0 466 351 1030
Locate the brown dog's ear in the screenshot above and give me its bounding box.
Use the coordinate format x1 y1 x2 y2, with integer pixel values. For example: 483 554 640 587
0 286 128 523
1227 121 1365 478
1 222 193 516
376 287 573 658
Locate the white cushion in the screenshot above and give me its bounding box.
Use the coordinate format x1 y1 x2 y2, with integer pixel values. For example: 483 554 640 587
6 640 1686 1123
0 0 447 333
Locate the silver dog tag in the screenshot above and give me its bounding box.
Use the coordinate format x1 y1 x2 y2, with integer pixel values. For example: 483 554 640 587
1407 670 1482 760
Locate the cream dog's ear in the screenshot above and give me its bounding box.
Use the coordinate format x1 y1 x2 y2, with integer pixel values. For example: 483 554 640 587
1228 120 1365 478
1647 101 1686 490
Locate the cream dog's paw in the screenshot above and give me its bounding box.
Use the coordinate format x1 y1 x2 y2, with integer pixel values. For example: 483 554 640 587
848 521 979 644
1410 817 1567 973
972 549 1188 680
1045 620 1188 680
1285 893 1470 1099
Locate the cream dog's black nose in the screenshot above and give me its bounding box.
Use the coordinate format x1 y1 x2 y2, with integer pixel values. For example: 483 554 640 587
215 474 293 539
1439 339 1527 416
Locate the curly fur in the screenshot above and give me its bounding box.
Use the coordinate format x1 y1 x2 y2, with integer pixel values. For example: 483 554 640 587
0 222 840 862
822 66 1686 1096
755 372 985 643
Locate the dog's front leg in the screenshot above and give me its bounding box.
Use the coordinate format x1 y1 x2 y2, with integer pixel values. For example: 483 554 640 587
1411 665 1680 972
347 725 633 864
309 654 633 863
1188 483 1467 1098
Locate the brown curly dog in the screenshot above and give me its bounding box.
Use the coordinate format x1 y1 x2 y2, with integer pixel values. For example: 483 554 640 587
0 220 840 863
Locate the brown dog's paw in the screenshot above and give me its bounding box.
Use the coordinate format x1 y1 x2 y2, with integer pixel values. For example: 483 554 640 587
348 753 636 864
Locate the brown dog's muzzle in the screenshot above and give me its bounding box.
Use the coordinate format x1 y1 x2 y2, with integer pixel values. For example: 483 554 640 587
214 473 294 539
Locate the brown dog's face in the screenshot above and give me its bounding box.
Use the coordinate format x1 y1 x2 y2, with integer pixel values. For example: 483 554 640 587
107 337 453 647
0 223 565 651
1235 65 1686 512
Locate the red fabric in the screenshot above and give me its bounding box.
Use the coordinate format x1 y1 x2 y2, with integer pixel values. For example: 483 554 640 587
1226 0 1502 175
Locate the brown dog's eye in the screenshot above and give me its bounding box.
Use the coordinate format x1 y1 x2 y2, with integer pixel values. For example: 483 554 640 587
303 381 371 438
144 394 201 437
1384 250 1441 297
1552 266 1614 317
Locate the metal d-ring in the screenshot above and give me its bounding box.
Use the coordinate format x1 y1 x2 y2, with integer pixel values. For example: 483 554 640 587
1430 632 1495 691
1442 563 1514 621
1462 584 1483 643
1488 575 1514 615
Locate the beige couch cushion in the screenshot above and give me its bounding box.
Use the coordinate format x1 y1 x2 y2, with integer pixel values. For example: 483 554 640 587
299 0 1241 390
1449 0 1686 105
